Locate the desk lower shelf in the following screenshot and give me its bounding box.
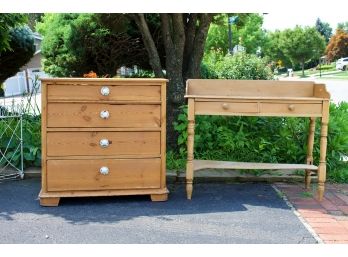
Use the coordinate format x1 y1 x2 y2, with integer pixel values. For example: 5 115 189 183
193 160 318 172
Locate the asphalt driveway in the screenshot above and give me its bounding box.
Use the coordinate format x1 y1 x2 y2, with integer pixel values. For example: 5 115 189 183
0 179 317 243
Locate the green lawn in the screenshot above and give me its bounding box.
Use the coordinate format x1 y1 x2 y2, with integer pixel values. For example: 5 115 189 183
293 64 336 78
333 71 348 77
317 71 348 79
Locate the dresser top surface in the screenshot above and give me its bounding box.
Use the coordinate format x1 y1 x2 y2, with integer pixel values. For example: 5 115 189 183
41 78 168 84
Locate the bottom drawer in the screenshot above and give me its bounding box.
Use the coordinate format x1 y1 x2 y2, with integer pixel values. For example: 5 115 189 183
47 158 161 191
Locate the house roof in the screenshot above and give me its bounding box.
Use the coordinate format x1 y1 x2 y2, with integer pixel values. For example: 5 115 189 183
32 32 43 40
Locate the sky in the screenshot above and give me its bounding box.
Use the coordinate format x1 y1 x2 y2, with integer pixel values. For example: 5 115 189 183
262 12 346 32
3 0 348 32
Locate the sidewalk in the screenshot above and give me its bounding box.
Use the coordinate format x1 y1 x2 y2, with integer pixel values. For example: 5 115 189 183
275 183 348 244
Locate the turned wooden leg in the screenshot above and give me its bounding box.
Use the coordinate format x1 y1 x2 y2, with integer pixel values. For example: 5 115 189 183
317 120 328 201
305 117 316 189
186 99 195 200
186 119 195 200
40 197 60 207
150 193 168 202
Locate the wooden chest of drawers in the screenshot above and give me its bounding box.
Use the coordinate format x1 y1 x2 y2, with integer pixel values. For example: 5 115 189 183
39 78 168 206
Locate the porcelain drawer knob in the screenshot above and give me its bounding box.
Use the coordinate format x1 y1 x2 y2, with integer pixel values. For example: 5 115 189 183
100 110 110 119
288 104 295 111
100 86 110 96
100 166 109 175
222 103 229 110
99 139 109 148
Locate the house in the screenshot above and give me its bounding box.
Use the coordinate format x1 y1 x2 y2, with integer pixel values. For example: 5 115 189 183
3 32 48 97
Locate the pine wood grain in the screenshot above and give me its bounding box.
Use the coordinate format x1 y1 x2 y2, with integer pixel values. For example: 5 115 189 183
48 84 161 102
185 79 330 200
47 103 161 128
46 131 160 157
47 158 161 191
40 78 168 206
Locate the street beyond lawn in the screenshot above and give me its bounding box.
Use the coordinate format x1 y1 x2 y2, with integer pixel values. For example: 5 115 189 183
0 179 317 243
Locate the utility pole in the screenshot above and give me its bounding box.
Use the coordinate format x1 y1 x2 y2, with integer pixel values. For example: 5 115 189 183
228 16 238 55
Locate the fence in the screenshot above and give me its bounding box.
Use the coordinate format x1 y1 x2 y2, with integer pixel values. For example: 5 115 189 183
3 69 47 97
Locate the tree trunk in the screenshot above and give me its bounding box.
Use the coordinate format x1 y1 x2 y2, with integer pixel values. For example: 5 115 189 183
184 14 213 81
161 14 186 149
302 60 305 77
132 13 214 150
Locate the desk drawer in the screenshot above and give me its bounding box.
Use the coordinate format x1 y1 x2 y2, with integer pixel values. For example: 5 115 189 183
260 103 322 116
47 103 161 128
46 158 161 191
47 131 160 157
195 101 259 115
47 84 161 102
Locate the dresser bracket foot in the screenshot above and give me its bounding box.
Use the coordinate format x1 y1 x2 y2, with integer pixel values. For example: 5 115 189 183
150 193 168 202
40 197 60 207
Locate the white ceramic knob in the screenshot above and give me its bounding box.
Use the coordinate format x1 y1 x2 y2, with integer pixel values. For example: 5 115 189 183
100 86 110 96
99 139 109 148
100 166 109 175
100 110 110 119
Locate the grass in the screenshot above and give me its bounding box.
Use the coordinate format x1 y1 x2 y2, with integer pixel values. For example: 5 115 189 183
335 71 348 77
293 69 320 77
316 71 348 80
328 164 348 183
300 191 313 198
293 65 336 77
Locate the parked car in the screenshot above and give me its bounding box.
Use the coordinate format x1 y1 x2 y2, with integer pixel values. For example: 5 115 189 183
336 57 348 70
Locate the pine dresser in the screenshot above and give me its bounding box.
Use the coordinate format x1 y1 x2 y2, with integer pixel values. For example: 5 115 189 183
39 78 168 206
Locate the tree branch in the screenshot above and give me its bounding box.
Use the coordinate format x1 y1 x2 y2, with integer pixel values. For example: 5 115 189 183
160 14 174 55
131 14 164 77
185 13 213 79
183 13 198 73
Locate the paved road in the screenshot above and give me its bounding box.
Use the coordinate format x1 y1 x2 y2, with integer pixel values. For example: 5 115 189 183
0 179 316 243
280 77 348 104
318 79 348 104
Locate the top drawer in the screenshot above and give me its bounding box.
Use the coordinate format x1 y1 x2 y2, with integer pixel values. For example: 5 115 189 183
47 84 161 102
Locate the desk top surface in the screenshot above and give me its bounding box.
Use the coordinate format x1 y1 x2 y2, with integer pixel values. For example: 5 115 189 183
185 79 330 100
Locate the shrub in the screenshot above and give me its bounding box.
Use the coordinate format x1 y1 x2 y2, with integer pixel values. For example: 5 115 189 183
0 26 35 84
170 102 348 180
0 114 41 169
217 53 273 80
202 52 273 80
0 84 4 97
316 63 335 71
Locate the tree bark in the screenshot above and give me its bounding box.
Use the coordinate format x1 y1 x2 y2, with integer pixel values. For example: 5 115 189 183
161 14 186 149
131 14 164 78
132 13 214 150
302 60 305 77
184 14 213 80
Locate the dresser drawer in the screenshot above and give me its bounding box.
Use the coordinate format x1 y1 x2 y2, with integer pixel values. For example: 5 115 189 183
46 158 161 191
47 103 161 128
195 101 259 115
260 103 322 116
47 131 160 157
47 84 161 102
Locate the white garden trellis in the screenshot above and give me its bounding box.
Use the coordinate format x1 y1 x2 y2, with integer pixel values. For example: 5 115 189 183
0 98 24 180
0 75 41 181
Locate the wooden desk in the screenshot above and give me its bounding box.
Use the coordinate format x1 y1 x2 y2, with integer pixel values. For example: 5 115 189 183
185 79 330 201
